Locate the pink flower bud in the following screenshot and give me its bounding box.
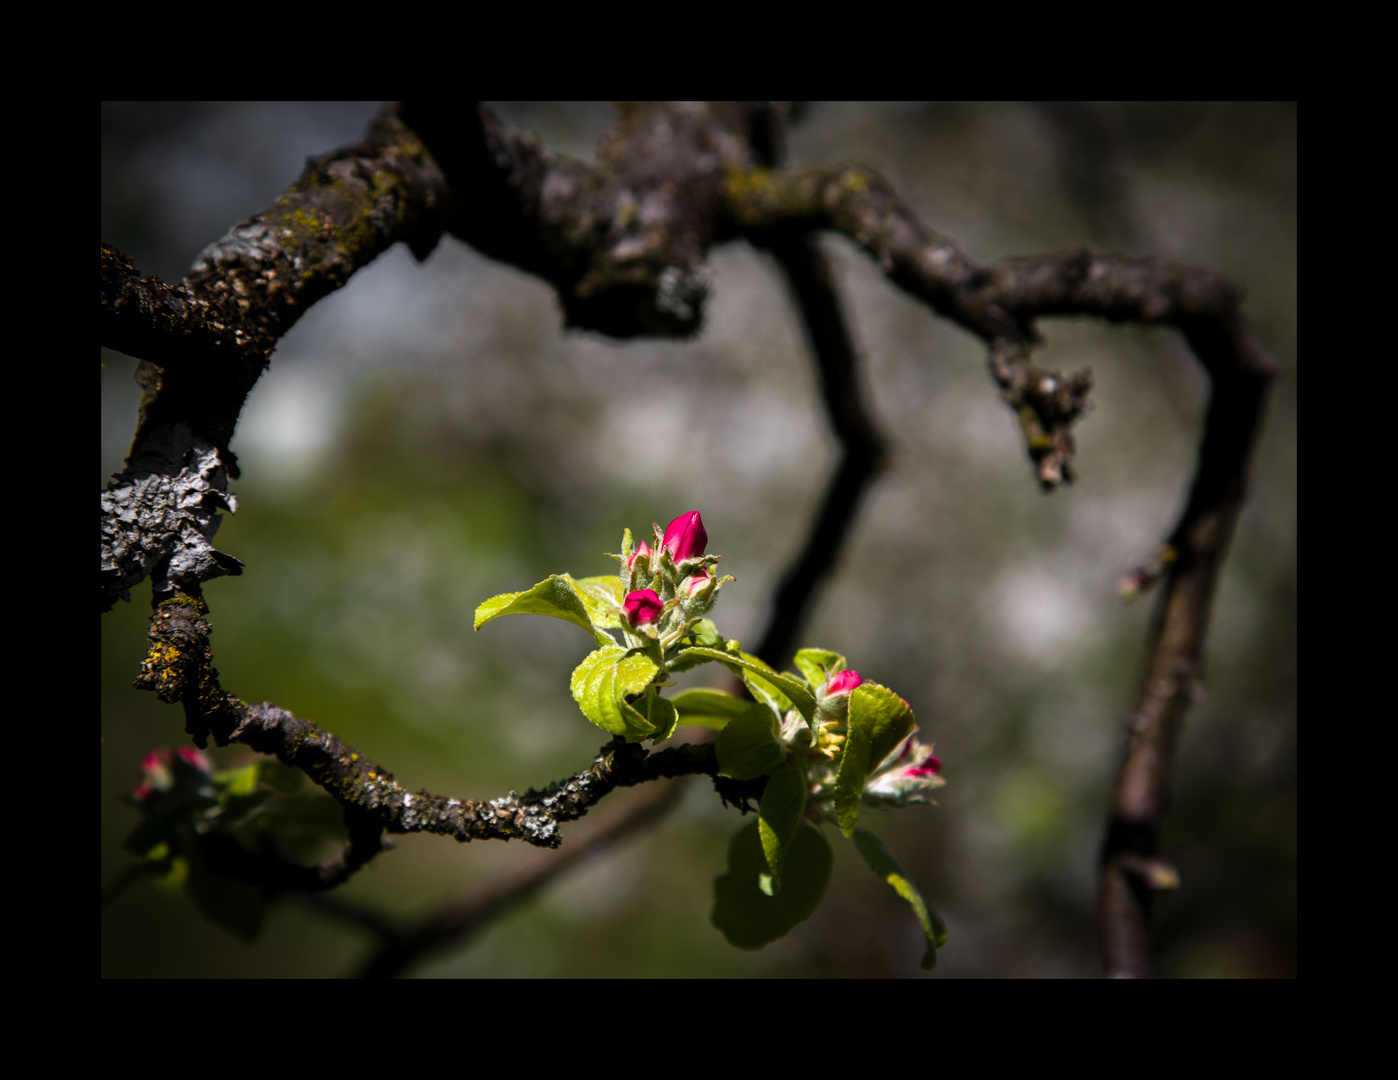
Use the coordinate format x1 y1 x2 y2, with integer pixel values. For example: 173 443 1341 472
133 746 211 803
623 588 664 627
825 669 863 696
625 542 653 572
661 511 707 563
175 747 212 771
680 567 711 599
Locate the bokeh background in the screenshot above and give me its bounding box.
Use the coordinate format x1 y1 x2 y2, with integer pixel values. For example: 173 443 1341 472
101 102 1296 977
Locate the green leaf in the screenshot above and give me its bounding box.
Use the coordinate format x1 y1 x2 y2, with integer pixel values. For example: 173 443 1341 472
474 574 615 646
220 763 263 798
852 827 947 970
757 766 807 895
681 646 817 723
712 820 833 951
642 692 681 744
667 619 726 672
574 575 626 631
793 648 846 688
570 645 662 741
671 688 752 730
834 682 916 836
715 703 785 779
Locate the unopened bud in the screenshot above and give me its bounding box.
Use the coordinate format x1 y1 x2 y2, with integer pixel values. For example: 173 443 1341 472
661 511 707 563
825 669 863 697
623 588 664 628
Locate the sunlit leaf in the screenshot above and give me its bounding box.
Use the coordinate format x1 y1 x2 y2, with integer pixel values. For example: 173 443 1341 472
834 682 915 836
793 648 845 689
681 646 816 723
474 574 615 646
570 645 662 741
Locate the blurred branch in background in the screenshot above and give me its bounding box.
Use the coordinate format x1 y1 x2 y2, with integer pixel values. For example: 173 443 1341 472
102 103 1295 978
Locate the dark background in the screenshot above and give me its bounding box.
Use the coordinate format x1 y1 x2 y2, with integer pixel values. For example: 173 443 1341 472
102 102 1296 977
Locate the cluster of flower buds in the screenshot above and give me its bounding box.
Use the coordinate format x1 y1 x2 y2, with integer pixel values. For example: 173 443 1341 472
131 746 213 804
859 732 945 810
614 511 733 645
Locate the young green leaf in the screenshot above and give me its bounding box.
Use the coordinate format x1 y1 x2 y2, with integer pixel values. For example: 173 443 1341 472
758 765 808 895
642 692 680 743
852 827 947 970
474 574 615 646
574 575 626 630
793 648 846 689
666 618 726 672
569 645 663 741
681 646 817 723
715 702 785 779
833 682 916 836
672 688 752 730
711 820 833 951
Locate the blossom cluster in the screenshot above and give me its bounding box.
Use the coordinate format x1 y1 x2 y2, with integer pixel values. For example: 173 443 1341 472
802 666 945 817
858 731 945 810
615 511 732 646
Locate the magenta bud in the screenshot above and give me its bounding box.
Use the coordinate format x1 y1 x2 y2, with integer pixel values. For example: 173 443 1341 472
825 669 863 696
623 588 664 627
626 542 653 572
133 746 211 803
661 511 707 563
681 567 711 598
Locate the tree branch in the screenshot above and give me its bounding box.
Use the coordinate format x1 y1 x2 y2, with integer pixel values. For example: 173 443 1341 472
131 594 740 873
1098 361 1272 977
348 780 687 978
104 103 1285 976
753 232 887 668
722 164 1278 486
101 105 448 610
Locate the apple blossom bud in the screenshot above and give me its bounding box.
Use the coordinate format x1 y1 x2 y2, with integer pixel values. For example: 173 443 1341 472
623 588 664 627
681 567 711 599
626 542 653 573
825 669 863 697
815 668 863 726
622 540 655 591
132 746 212 803
860 733 946 808
661 511 707 563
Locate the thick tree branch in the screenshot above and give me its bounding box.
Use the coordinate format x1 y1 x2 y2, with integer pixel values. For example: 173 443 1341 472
132 594 739 873
402 101 781 338
722 164 1277 485
101 106 448 610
